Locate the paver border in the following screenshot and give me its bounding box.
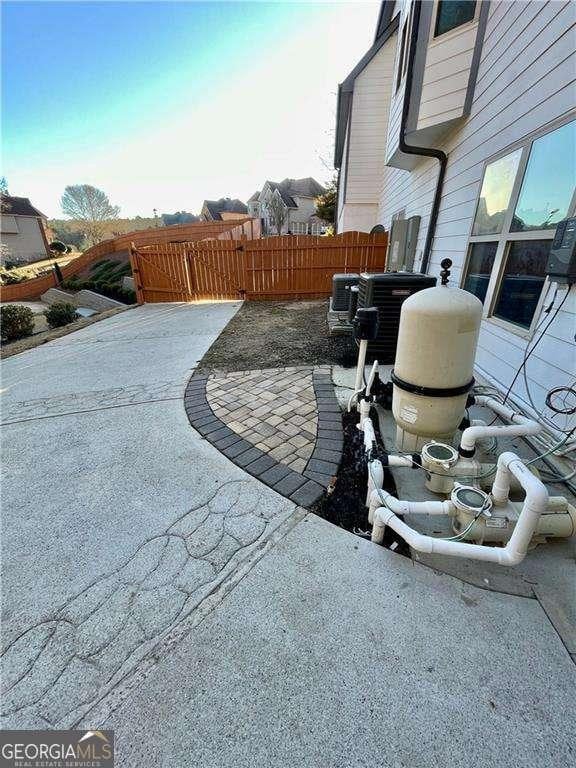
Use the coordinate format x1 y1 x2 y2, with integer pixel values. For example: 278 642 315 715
184 368 343 508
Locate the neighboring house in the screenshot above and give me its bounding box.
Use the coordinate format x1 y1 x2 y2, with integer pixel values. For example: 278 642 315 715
252 178 328 235
247 191 261 219
200 198 248 222
0 195 51 264
335 0 575 430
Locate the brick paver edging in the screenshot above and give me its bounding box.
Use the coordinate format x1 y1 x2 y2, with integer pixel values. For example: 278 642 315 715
183 369 343 508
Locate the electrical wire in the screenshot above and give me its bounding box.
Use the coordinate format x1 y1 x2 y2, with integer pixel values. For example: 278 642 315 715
492 285 572 429
368 455 489 543
439 496 492 541
546 385 576 415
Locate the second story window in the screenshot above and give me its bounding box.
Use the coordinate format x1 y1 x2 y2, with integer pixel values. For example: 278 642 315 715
434 1 477 37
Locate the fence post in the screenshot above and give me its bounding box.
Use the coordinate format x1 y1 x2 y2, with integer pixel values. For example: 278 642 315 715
129 243 144 304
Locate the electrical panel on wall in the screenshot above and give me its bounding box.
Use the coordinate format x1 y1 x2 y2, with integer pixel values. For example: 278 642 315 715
547 217 576 284
386 216 421 272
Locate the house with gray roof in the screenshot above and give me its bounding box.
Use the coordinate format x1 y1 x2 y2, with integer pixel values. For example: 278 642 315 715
0 195 50 265
247 191 261 219
252 178 328 235
200 198 248 222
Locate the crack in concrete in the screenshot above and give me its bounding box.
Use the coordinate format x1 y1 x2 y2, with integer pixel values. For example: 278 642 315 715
0 479 293 729
2 380 185 425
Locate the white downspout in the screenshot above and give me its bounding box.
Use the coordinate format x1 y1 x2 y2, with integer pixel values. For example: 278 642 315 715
371 453 549 566
460 396 541 454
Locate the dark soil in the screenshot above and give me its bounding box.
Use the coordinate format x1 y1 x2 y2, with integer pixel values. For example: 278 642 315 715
197 300 357 373
313 411 410 555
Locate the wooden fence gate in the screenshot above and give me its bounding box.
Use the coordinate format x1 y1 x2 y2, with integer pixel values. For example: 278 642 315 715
131 231 388 303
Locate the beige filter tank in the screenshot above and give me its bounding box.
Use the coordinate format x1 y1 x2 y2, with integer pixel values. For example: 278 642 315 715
392 266 482 451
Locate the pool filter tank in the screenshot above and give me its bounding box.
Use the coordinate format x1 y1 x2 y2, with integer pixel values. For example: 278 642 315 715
392 259 483 451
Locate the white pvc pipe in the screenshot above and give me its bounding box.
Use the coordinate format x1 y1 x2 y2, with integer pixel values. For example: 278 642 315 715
368 488 453 525
371 453 549 566
387 455 415 468
365 360 379 397
460 396 541 453
366 460 384 508
354 339 368 394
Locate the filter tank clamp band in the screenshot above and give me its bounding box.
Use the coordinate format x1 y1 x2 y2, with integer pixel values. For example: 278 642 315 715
390 370 475 398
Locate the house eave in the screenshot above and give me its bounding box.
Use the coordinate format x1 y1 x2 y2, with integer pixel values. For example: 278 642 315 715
334 10 399 169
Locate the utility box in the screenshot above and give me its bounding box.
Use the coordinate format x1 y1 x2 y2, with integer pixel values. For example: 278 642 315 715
547 217 576 284
387 216 421 272
357 272 436 363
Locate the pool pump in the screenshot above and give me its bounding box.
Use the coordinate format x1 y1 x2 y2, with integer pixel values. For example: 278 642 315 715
348 260 575 565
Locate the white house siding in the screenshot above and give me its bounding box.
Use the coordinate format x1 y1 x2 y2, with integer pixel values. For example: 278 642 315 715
289 196 318 226
337 129 349 231
340 38 397 231
339 203 379 233
377 0 576 423
417 5 480 131
0 215 48 263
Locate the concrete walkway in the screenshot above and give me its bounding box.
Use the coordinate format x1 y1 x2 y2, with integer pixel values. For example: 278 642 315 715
1 303 296 727
2 303 575 765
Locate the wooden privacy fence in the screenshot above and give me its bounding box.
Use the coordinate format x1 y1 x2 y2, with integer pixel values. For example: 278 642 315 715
131 230 388 303
0 217 259 302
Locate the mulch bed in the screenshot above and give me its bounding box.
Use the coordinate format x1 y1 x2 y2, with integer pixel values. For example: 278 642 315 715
312 411 408 553
197 299 356 373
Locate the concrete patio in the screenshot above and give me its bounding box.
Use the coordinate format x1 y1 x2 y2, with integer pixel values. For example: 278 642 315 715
1 302 575 765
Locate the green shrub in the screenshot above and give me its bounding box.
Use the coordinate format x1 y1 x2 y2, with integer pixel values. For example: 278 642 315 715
44 302 79 329
118 287 136 304
1 304 35 340
90 259 111 273
49 240 67 254
55 277 135 305
60 278 80 290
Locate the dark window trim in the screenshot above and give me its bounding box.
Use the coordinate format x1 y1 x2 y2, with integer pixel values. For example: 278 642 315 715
434 0 477 39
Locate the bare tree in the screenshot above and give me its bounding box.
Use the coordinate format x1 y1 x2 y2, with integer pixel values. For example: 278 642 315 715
267 193 287 235
61 184 120 245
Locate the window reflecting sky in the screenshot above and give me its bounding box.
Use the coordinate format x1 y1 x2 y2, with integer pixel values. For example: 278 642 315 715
472 149 522 235
512 120 575 231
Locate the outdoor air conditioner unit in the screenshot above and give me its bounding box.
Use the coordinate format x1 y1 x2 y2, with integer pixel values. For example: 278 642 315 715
331 273 359 312
387 216 421 272
356 272 436 363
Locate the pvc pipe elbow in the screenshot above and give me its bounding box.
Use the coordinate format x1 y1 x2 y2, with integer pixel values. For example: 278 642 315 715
496 547 526 567
506 457 549 510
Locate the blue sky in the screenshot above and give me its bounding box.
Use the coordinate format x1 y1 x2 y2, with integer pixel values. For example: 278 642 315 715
2 1 380 217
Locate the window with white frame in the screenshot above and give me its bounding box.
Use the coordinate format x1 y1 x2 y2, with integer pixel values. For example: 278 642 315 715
291 222 308 235
462 119 576 333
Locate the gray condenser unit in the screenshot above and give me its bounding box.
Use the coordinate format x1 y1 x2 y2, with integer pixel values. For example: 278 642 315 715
357 272 436 363
331 273 359 312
